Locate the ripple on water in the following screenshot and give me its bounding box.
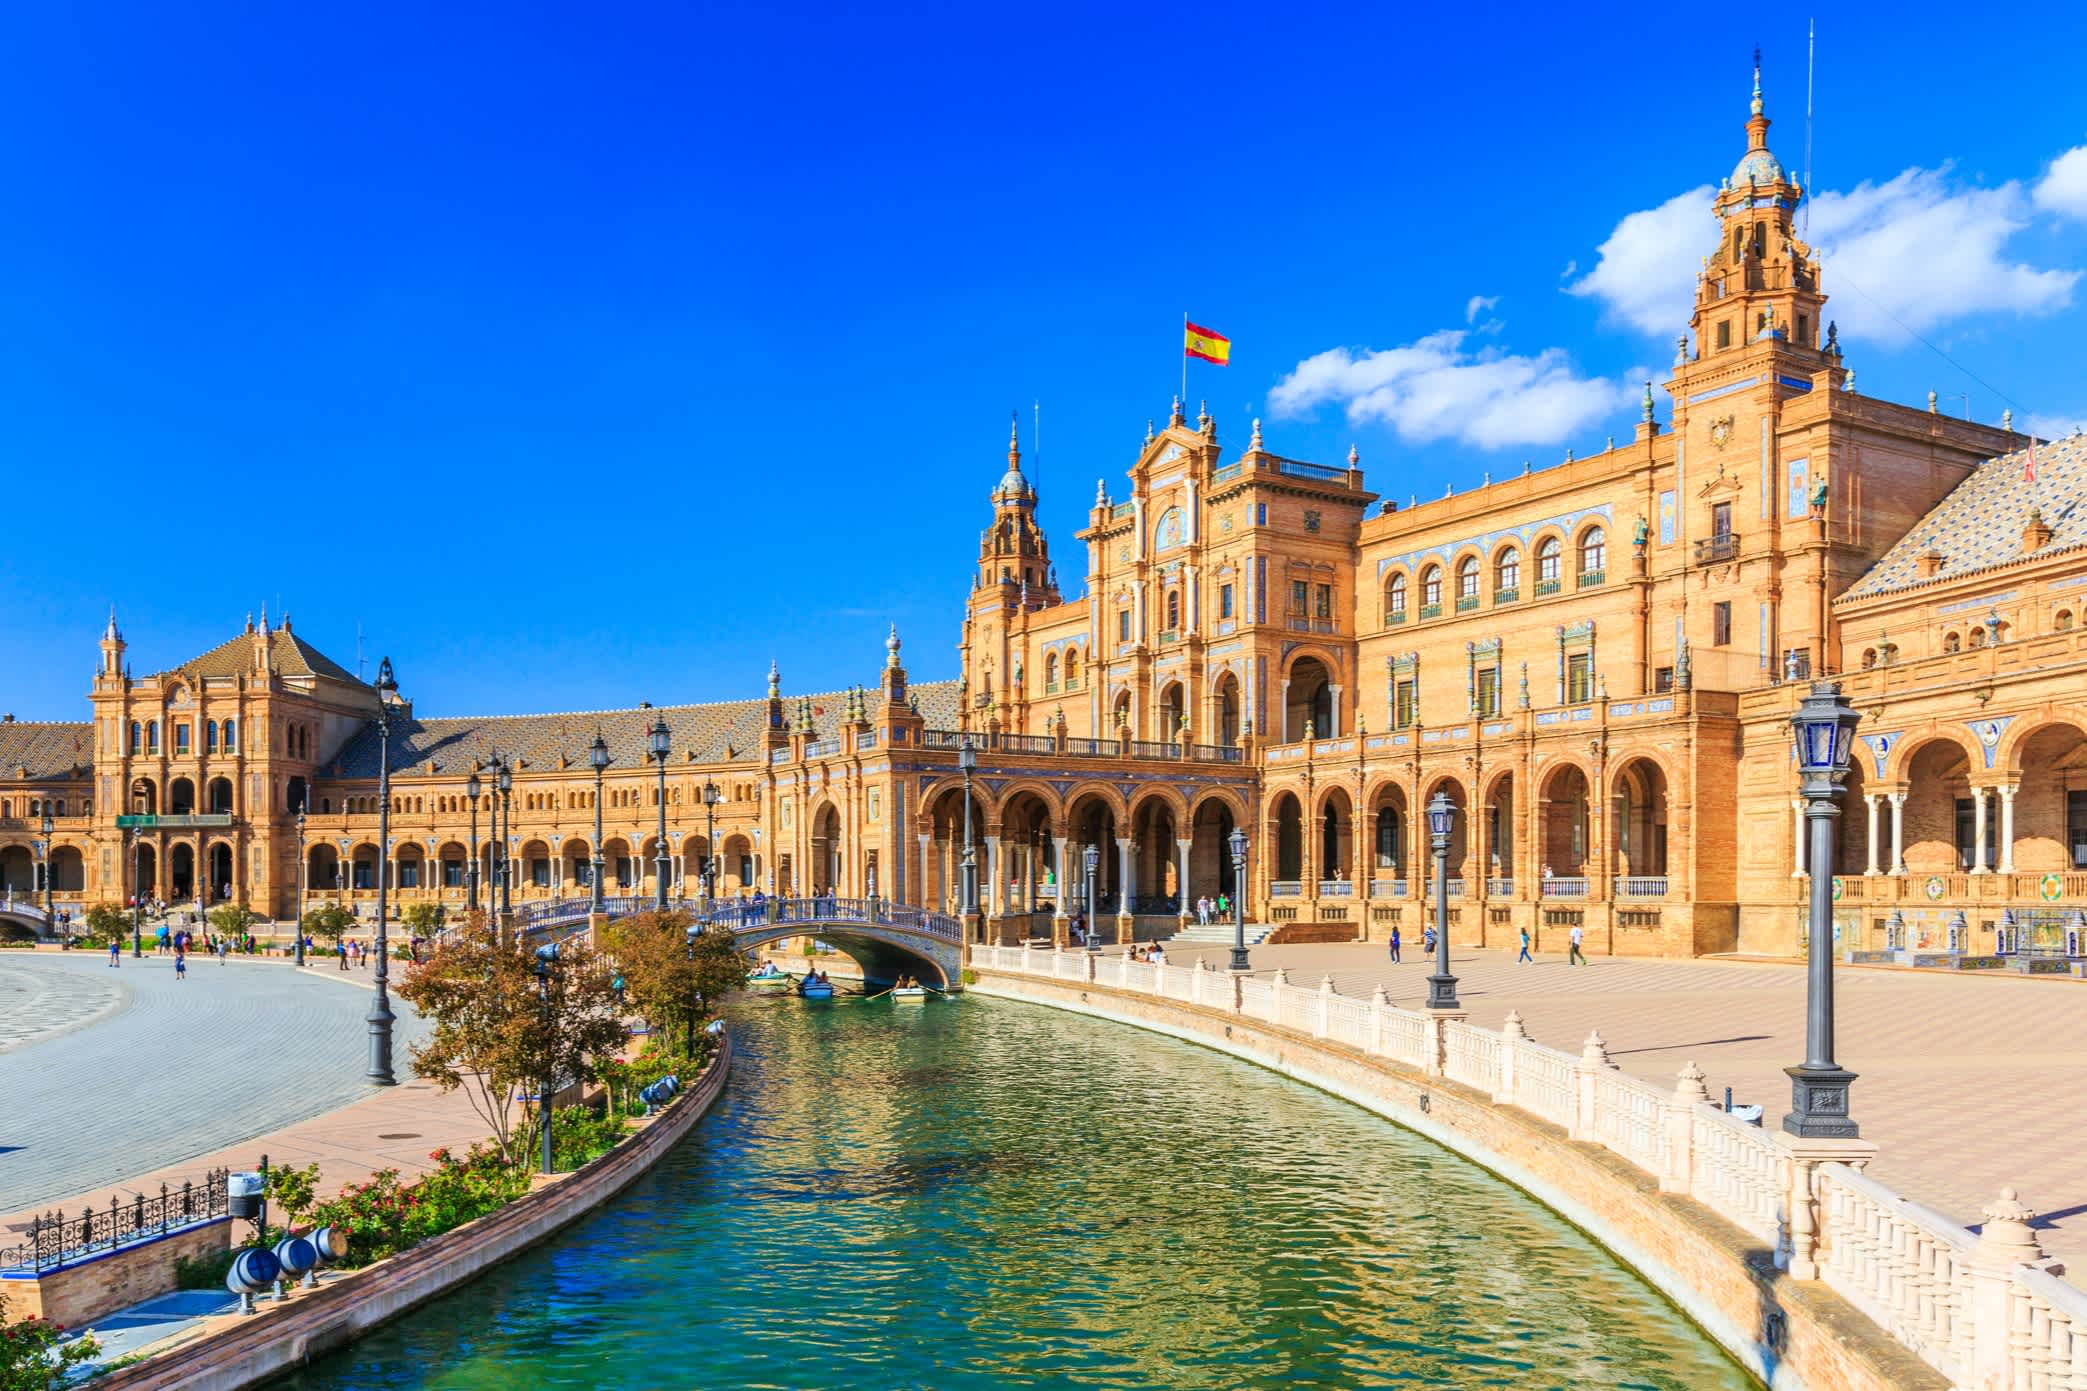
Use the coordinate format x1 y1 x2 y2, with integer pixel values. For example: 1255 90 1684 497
272 996 1755 1391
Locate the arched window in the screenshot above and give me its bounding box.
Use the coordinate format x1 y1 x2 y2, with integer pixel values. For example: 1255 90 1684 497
223 719 236 752
1579 527 1606 579
1386 573 1407 623
1861 649 1877 669
147 720 159 753
1420 565 1442 608
1456 557 1479 601
1165 589 1181 631
206 720 218 752
1495 548 1520 596
1045 653 1059 689
1969 627 1987 649
1536 537 1562 585
1943 631 1961 653
129 722 141 755
1065 649 1080 684
2058 610 2076 633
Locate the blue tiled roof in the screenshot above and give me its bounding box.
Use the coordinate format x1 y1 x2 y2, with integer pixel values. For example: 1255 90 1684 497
1844 433 2087 600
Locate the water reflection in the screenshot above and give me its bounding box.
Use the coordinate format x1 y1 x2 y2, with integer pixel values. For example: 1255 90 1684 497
273 995 1753 1390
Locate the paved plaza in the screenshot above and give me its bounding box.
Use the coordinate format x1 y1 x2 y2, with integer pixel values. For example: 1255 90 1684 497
1150 939 2087 1271
0 950 434 1217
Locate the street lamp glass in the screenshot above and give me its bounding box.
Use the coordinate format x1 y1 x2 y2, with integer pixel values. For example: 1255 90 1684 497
375 656 398 699
589 733 610 771
497 763 513 794
1789 681 1860 779
1082 844 1100 873
41 812 54 836
704 782 720 806
958 742 976 773
466 772 481 800
649 716 671 760
1228 827 1247 862
1427 794 1454 838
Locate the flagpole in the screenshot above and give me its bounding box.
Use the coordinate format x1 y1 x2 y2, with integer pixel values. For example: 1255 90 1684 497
1181 311 1189 413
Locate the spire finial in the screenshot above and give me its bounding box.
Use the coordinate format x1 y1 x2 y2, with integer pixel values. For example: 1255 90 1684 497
1170 394 1184 425
1197 399 1210 432
260 601 269 634
1751 46 1763 117
1642 381 1655 423
1249 417 1262 450
104 605 120 642
1094 477 1107 506
1009 409 1020 463
886 623 902 667
1145 418 1154 443
1675 333 1689 367
1347 443 1359 467
767 660 780 699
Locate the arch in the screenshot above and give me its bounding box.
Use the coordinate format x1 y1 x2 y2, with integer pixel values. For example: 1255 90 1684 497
1284 654 1335 741
1943 630 1962 654
1126 783 1191 825
1383 569 1408 626
1044 652 1059 688
1969 626 1987 649
208 843 233 901
1212 669 1242 746
998 787 1058 915
2002 722 2087 873
308 842 341 891
1130 792 1183 912
1534 532 1565 587
349 840 381 891
130 778 157 816
1537 762 1592 877
1576 523 1607 579
170 842 197 901
134 843 158 899
1063 647 1082 685
1418 774 1472 877
168 778 196 815
1187 794 1240 902
1899 736 1976 873
1492 540 1522 597
1111 687 1132 731
206 777 234 815
1453 552 1481 604
1609 757 1669 879
395 841 427 892
720 834 755 894
0 846 31 895
1189 785 1251 826
601 836 635 890
435 840 469 892
1365 780 1410 884
1419 563 1443 610
1482 769 1516 882
50 845 84 893
1271 790 1304 883
1315 785 1355 886
1061 789 1122 920
2056 610 2076 634
1157 681 1186 738
1882 727 1981 785
223 718 237 752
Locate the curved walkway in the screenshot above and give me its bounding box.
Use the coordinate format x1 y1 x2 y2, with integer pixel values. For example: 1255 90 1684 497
0 952 434 1216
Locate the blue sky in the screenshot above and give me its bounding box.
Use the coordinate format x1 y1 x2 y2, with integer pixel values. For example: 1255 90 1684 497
5 2 2086 720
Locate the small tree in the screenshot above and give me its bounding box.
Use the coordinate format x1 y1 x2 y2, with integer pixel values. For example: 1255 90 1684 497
605 911 747 1056
303 902 356 944
1 1292 99 1389
398 918 630 1167
403 902 447 935
208 903 261 938
83 902 130 946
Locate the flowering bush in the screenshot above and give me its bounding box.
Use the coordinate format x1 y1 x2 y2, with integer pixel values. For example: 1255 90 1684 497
301 1143 530 1268
548 1107 630 1170
0 1295 99 1391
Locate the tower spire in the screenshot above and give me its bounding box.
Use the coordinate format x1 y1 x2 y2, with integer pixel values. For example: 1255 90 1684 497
1008 409 1020 465
1751 45 1763 117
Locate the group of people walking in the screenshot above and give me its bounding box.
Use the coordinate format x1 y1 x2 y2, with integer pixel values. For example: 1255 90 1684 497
1386 922 1587 965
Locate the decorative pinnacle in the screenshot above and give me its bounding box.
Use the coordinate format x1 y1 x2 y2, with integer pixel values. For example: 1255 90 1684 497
1675 333 1689 367
1751 47 1763 117
767 660 780 699
1170 394 1184 425
1249 417 1262 450
1643 381 1656 423
886 623 901 668
1094 477 1107 506
1008 409 1020 462
1347 443 1359 467
1198 399 1211 432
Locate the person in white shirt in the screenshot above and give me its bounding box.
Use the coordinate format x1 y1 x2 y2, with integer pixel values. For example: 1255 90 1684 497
1568 923 1587 966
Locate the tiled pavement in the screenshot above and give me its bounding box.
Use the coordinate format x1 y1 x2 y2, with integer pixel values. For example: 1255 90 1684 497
1148 940 2087 1273
0 952 446 1218
0 956 127 1052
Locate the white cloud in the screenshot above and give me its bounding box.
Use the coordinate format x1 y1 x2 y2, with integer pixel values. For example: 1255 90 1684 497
1568 162 2082 344
2024 411 2087 441
2033 145 2087 220
1565 186 1714 335
1268 329 1639 451
1465 294 1500 323
1808 167 2079 333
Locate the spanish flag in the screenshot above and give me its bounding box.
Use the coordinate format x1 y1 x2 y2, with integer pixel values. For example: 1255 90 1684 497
1184 321 1231 366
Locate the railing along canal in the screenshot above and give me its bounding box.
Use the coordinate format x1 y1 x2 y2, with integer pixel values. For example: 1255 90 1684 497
968 945 2087 1388
1 1170 229 1274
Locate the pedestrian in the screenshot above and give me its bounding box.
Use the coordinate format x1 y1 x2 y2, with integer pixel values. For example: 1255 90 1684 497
217 936 229 965
1217 891 1230 916
174 947 187 982
1569 923 1587 966
109 937 121 968
156 924 168 956
1517 927 1532 963
1196 895 1211 926
1388 925 1402 963
1424 924 1437 954
338 938 349 971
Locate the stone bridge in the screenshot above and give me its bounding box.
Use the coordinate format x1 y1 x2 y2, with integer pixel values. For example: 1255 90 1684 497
516 895 965 989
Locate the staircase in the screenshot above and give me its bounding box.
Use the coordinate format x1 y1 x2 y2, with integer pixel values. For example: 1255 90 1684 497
1164 919 1274 946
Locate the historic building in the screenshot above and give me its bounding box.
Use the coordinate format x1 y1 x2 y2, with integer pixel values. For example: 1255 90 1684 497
3 67 2082 961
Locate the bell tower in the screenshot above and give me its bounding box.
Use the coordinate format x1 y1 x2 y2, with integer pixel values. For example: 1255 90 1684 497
98 606 126 683
1687 57 1829 365
972 413 1058 606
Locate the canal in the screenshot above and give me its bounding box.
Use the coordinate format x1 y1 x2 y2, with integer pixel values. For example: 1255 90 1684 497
275 993 1753 1389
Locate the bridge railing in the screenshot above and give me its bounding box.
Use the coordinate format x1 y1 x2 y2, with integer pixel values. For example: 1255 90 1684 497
504 895 964 944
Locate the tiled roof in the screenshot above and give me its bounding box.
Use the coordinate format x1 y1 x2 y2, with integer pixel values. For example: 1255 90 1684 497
328 679 962 779
1844 433 2087 600
0 721 94 782
165 628 364 685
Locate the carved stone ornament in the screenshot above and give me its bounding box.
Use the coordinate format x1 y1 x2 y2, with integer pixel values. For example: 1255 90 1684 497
1709 415 1735 449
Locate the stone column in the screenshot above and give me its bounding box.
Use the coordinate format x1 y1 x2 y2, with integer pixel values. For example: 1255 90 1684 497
1864 795 1881 876
1663 1061 1708 1194
1115 835 1134 941
1790 798 1806 877
1971 787 1991 874
916 832 931 909
1051 834 1070 943
985 834 1002 917
1328 685 1343 736
1888 792 1908 874
1176 838 1192 924
1997 784 2017 875
1571 1029 1615 1142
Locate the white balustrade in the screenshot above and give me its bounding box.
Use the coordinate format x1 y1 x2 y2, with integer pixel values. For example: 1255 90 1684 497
1237 976 1274 1020
1442 1020 1501 1092
1814 1162 1976 1384
1688 1104 1785 1248
1592 1069 1669 1173
2008 1264 2087 1391
1511 1040 1578 1129
1324 993 1371 1050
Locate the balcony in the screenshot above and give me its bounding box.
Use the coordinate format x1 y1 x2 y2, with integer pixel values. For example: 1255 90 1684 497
1540 876 1589 899
1370 878 1408 898
1534 578 1561 597
1615 876 1669 898
114 813 235 830
1287 615 1337 634
1318 879 1354 897
1577 569 1605 588
1455 595 1480 613
1694 532 1739 564
1494 587 1520 605
1270 880 1303 898
1385 610 1407 626
1419 603 1443 621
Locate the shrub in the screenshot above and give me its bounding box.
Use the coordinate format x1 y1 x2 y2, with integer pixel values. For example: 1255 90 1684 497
301 903 356 944
173 1247 238 1290
0 1292 100 1388
300 1143 530 1269
402 902 447 934
83 903 131 948
208 903 262 938
547 1105 630 1169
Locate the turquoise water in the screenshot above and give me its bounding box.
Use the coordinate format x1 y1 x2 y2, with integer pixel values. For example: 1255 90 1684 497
273 994 1753 1389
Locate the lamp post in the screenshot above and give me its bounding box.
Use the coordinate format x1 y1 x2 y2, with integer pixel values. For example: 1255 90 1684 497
1425 791 1459 1011
130 827 143 958
533 942 559 1174
39 809 55 932
1228 827 1251 971
1083 842 1101 955
648 716 672 911
589 732 611 917
294 808 307 968
466 771 482 914
496 756 514 925
684 923 700 1056
368 657 399 1087
959 738 979 940
702 781 721 904
1784 680 1863 1138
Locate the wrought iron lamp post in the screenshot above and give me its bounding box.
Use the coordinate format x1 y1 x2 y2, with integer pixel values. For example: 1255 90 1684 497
294 808 307 967
649 716 671 911
684 923 701 1056
1783 681 1863 1138
1083 842 1101 955
1228 827 1251 971
589 732 611 917
466 771 482 913
533 942 559 1173
39 809 54 931
702 781 721 903
496 756 514 924
368 658 399 1087
959 738 979 940
130 827 143 958
1425 791 1460 1010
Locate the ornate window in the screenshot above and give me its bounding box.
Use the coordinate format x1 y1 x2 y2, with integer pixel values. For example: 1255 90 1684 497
1495 548 1520 597
1536 537 1562 587
224 719 237 752
1578 527 1606 582
1420 566 1442 607
1943 630 1961 653
1385 573 1407 624
1065 649 1081 685
1154 507 1185 552
1456 557 1479 600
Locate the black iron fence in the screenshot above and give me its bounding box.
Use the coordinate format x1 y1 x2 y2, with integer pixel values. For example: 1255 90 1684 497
0 1169 228 1274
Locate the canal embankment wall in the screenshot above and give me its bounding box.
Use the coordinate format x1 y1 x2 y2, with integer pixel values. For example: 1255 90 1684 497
971 960 1948 1391
92 1034 734 1391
